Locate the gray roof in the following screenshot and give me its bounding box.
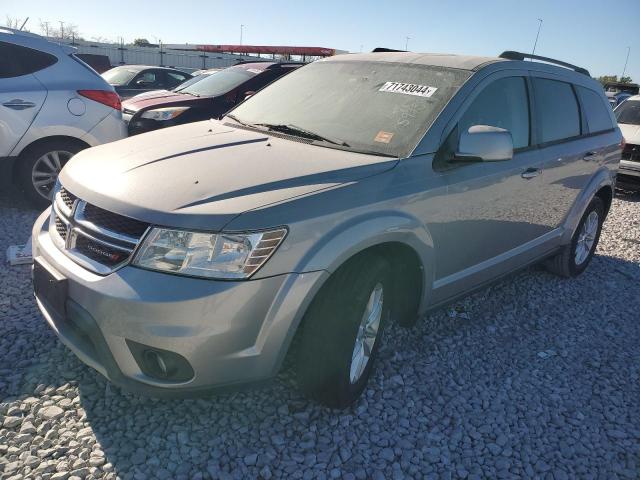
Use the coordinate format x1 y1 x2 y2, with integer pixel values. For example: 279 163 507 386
326 52 506 71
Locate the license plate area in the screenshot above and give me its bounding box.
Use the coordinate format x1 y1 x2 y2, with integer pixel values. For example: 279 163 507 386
33 257 68 318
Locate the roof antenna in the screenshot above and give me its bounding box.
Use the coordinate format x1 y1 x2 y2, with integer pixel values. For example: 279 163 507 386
19 17 29 31
531 18 543 57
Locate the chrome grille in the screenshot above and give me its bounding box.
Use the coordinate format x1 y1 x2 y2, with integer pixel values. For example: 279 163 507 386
55 216 68 240
50 186 150 275
59 187 76 210
82 203 149 238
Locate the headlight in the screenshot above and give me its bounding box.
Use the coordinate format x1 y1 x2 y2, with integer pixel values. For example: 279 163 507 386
132 227 287 279
140 106 189 121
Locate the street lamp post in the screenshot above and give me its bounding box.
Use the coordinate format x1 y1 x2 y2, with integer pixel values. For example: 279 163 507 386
405 36 411 51
240 24 245 46
622 46 631 79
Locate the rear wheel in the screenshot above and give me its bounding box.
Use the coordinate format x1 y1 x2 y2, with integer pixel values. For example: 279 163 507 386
17 140 84 207
296 253 392 409
544 196 605 277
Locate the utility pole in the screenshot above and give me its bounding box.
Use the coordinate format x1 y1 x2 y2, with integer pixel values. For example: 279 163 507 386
531 18 543 56
240 24 245 45
621 46 631 79
59 20 65 40
405 36 411 51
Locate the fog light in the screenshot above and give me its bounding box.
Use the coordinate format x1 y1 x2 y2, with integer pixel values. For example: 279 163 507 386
144 350 169 378
126 340 194 382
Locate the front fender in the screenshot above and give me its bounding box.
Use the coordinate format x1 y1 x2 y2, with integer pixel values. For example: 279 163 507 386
560 166 615 244
295 211 435 313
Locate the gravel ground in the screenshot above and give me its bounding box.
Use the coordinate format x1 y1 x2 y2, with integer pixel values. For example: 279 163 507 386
1 187 639 480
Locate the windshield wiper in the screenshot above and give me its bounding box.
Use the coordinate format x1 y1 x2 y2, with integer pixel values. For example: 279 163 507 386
224 113 250 126
254 123 350 147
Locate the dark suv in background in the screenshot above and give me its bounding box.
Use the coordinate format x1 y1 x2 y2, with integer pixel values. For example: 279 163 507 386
102 65 192 99
121 62 301 135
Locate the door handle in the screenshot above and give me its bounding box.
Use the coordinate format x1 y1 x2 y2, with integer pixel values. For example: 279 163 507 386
583 151 597 161
2 99 36 110
521 167 541 179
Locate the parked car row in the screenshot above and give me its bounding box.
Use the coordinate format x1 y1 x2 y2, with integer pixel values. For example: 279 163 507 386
614 95 640 189
0 28 300 206
122 62 301 135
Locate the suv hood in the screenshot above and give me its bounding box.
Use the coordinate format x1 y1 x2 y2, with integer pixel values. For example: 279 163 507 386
60 120 398 231
620 123 640 144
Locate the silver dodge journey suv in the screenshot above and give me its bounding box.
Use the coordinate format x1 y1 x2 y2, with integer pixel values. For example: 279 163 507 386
32 50 621 408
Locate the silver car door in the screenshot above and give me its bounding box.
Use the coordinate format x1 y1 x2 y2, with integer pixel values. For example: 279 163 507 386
0 42 48 156
532 76 611 230
429 71 548 302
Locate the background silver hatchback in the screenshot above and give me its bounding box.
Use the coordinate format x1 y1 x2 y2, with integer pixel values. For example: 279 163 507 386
32 50 621 408
0 28 126 206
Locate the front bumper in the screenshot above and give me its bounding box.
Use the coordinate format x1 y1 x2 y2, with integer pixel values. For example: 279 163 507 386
32 209 327 396
619 159 640 179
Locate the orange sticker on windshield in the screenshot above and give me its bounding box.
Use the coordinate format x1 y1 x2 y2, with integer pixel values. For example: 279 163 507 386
374 131 394 143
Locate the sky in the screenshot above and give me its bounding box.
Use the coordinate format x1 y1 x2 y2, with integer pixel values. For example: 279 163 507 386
3 0 639 81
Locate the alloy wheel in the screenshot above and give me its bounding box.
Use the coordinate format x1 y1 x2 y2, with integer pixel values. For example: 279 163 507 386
31 150 73 200
350 283 384 384
575 210 599 265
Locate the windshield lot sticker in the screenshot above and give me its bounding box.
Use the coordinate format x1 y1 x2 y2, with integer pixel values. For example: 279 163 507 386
246 68 263 74
379 82 438 98
374 131 394 143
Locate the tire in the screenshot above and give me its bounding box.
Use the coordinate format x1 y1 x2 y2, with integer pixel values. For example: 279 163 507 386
17 140 84 208
544 196 605 277
296 253 392 409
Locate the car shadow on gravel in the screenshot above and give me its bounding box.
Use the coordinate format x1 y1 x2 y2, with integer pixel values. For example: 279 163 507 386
58 253 640 479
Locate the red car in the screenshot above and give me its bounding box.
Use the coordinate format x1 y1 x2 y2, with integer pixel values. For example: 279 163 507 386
121 62 302 135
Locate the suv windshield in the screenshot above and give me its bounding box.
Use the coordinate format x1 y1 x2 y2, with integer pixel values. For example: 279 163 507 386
615 100 640 125
181 67 256 97
228 60 470 157
174 72 214 91
102 67 139 85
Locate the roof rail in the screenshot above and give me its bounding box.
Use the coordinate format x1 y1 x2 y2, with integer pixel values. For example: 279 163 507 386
499 51 590 76
372 47 407 53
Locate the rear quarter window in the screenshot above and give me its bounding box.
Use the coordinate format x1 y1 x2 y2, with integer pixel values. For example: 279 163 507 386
577 86 615 133
0 41 58 78
532 78 581 144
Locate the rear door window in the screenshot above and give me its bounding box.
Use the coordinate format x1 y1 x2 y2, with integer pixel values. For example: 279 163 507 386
532 78 581 143
0 41 57 78
459 76 530 149
577 86 614 133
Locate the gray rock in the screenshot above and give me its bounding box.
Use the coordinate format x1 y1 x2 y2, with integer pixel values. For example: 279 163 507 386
3 416 22 428
38 406 64 421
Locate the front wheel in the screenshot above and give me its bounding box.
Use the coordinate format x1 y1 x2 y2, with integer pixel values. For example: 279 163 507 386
17 140 84 207
544 196 605 277
296 254 392 409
